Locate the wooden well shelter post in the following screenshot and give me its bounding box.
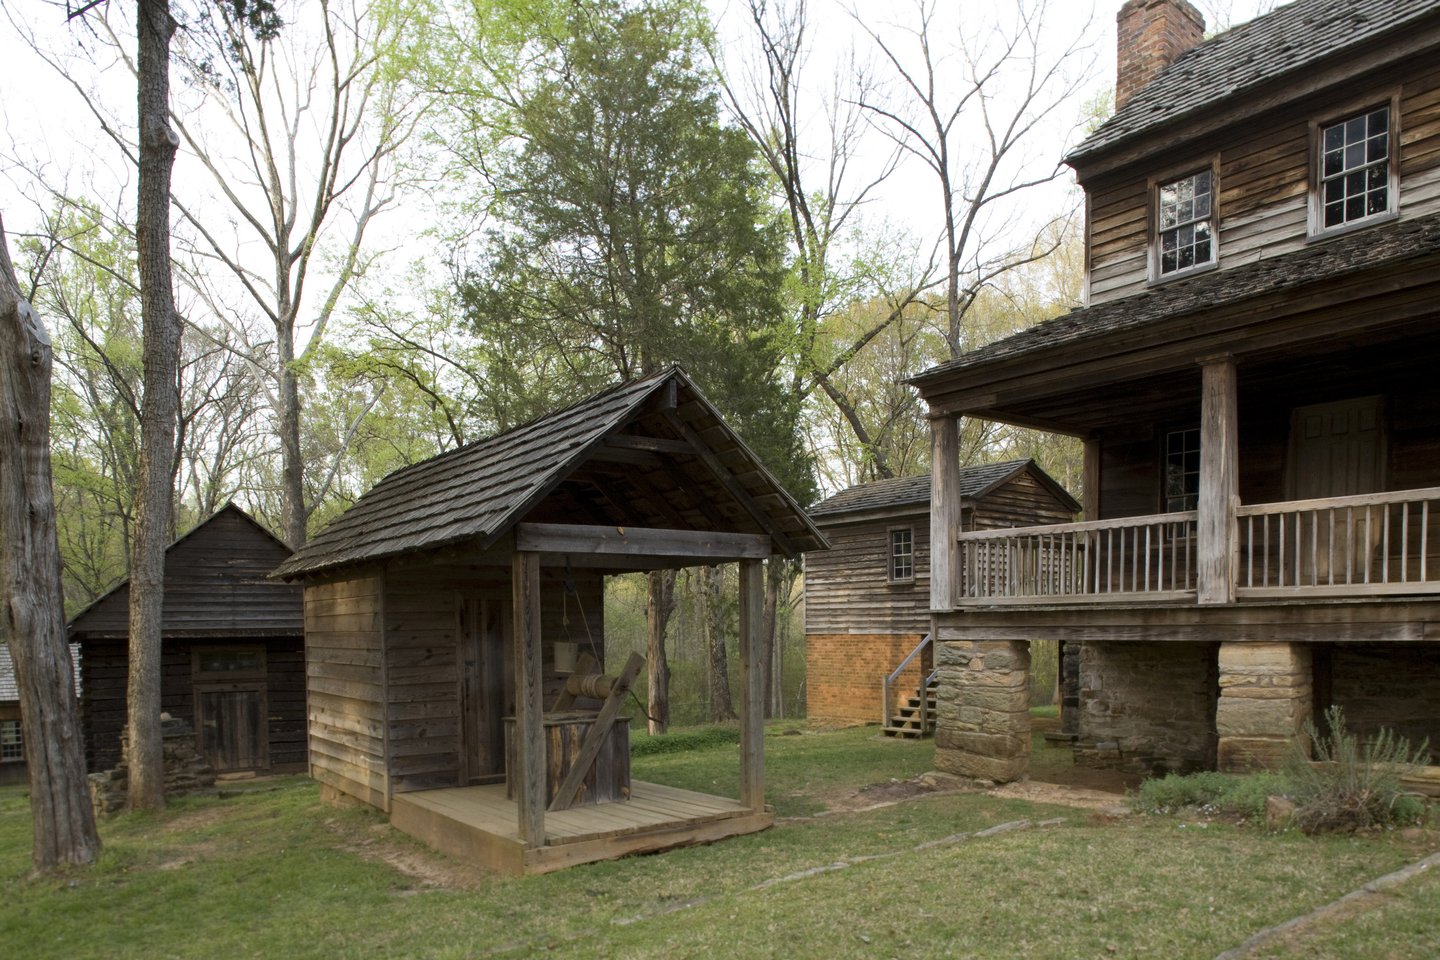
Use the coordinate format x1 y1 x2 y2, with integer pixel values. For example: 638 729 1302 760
511 550 545 845
738 557 765 812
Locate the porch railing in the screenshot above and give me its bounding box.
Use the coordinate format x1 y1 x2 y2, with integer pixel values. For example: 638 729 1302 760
1235 487 1440 598
882 632 933 732
957 512 1198 603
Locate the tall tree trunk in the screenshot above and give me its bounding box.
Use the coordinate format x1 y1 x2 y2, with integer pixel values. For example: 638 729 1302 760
0 218 102 873
128 0 182 812
703 565 735 722
277 349 306 548
761 559 781 719
644 569 674 734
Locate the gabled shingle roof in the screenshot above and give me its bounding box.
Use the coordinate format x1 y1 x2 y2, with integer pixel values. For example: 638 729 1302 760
912 210 1440 385
1069 0 1440 164
810 459 1078 519
0 643 82 702
274 367 826 579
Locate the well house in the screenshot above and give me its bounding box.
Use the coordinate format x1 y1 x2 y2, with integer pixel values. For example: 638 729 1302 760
274 367 826 874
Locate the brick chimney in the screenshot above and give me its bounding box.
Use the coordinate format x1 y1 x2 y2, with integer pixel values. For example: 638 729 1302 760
1115 0 1205 110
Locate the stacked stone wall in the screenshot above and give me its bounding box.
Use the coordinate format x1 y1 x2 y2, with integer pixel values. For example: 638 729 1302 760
89 715 216 815
1216 642 1312 771
806 633 925 725
933 639 1031 782
1075 641 1218 775
1327 644 1440 759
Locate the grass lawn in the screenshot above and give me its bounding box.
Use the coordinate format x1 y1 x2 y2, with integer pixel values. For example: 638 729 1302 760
1 723 1436 959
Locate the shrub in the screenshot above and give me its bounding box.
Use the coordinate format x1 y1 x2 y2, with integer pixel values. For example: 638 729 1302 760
1135 770 1285 819
1286 706 1429 835
629 724 740 756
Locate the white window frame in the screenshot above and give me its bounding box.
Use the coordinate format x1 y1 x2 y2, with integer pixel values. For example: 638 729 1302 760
1309 97 1399 239
887 527 915 584
0 718 22 763
1152 166 1218 281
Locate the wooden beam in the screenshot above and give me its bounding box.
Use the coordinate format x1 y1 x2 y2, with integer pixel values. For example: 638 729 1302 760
547 652 645 812
1198 357 1238 605
511 551 546 845
515 523 772 561
605 434 694 454
659 409 799 556
930 414 962 611
1083 437 1101 521
738 558 765 812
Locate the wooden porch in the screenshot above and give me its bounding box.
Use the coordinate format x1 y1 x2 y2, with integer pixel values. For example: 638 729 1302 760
390 780 773 875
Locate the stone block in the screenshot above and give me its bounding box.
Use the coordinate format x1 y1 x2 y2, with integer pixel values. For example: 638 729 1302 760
934 745 1028 783
1217 735 1293 772
935 728 1030 758
1216 696 1306 737
936 642 976 667
959 685 1031 715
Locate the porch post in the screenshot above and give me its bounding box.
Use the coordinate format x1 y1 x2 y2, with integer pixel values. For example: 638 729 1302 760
930 413 962 611
1198 357 1238 604
738 557 766 812
1082 436 1101 520
511 550 545 845
1216 642 1313 771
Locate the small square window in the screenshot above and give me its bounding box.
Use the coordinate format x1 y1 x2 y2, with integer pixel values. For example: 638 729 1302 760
1156 170 1215 277
0 719 21 763
1318 107 1391 231
889 528 914 582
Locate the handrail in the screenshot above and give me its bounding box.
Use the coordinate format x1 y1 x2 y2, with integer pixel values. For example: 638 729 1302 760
957 511 1198 540
882 632 932 731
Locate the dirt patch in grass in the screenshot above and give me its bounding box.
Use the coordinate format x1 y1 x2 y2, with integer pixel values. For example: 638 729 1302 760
330 819 492 892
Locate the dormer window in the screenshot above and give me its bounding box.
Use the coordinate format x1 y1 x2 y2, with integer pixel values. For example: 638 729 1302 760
1317 106 1393 231
1156 170 1214 278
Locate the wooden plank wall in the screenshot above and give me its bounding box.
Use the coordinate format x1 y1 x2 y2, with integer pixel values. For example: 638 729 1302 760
381 562 607 798
79 635 306 773
305 574 388 809
69 507 302 636
804 510 931 636
1087 62 1440 305
970 473 1079 530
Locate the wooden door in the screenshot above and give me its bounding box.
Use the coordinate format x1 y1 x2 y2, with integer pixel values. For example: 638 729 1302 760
459 597 508 784
195 684 268 773
1289 396 1385 582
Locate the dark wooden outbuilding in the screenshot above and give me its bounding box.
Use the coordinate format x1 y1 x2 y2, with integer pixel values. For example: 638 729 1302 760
274 367 827 874
804 460 1078 730
68 504 306 775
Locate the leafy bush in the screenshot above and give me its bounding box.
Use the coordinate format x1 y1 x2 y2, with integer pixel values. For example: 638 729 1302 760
1286 706 1429 835
1135 770 1285 819
629 724 740 756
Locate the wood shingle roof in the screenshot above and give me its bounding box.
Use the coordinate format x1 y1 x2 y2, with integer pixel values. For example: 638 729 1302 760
274 367 826 579
810 459 1074 519
1069 0 1440 163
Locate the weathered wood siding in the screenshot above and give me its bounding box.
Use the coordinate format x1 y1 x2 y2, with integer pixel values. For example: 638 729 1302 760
970 473 1079 530
1088 63 1440 305
68 506 302 637
804 510 931 637
79 635 306 773
1097 378 1440 519
305 573 388 808
379 564 606 798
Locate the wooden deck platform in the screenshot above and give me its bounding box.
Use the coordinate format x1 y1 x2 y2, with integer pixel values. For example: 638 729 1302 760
389 780 774 875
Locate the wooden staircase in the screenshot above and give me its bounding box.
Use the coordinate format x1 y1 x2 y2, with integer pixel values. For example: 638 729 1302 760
883 676 938 738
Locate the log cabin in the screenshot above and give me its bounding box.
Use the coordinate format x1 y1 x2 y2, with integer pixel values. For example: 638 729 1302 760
804 460 1078 733
68 504 306 776
272 367 827 874
912 0 1440 781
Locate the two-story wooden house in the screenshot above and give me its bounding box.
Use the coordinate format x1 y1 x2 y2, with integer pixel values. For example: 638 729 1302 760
912 0 1440 781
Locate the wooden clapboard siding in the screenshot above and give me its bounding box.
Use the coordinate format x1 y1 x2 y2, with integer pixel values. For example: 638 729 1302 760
804 512 931 636
305 573 387 807
377 563 607 797
1086 61 1440 307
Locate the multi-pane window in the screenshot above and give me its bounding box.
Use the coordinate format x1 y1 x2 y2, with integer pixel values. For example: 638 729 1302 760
0 719 21 763
1320 107 1391 230
889 528 914 582
1165 428 1201 512
1157 170 1214 276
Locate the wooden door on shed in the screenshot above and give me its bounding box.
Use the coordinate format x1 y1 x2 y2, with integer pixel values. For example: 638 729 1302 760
1288 396 1385 583
459 597 509 784
193 645 270 773
195 684 268 772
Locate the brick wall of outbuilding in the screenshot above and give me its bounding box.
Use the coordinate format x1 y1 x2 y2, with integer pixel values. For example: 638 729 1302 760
806 633 926 725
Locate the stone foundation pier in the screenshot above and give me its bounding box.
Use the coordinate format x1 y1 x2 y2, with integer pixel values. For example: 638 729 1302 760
1216 641 1313 771
933 638 1031 782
